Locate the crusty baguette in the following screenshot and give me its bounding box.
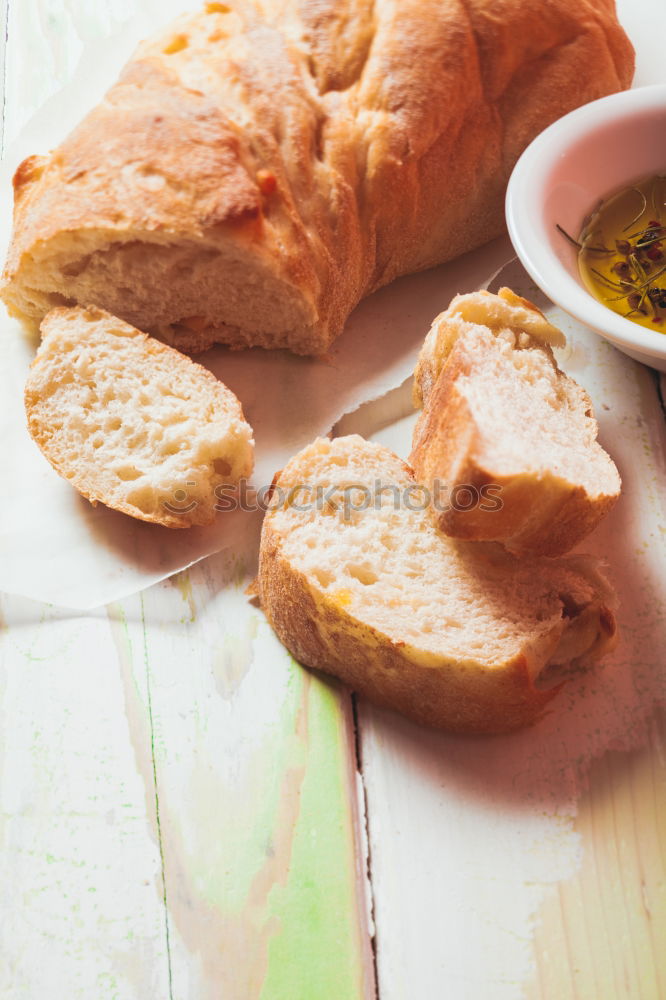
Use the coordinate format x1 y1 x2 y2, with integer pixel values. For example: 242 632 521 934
258 435 617 735
25 306 254 527
410 289 621 556
2 1 633 354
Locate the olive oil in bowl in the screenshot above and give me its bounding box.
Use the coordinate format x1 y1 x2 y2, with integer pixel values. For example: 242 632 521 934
575 174 666 332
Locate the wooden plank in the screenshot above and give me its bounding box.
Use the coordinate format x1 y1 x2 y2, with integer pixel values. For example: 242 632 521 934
528 708 666 1000
0 596 172 998
347 263 666 999
110 540 374 999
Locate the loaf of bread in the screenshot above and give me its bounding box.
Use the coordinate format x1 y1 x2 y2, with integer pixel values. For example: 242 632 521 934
258 435 617 734
410 289 621 556
2 1 633 355
25 306 254 527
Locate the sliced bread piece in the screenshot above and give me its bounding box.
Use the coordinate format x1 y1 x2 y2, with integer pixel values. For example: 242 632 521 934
25 306 254 527
410 289 621 557
258 435 617 735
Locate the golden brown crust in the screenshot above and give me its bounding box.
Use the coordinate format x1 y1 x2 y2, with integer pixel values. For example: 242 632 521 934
259 517 617 735
1 0 634 353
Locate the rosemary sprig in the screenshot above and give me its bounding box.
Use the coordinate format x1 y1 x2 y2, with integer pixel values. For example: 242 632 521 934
559 224 613 255
631 252 647 282
555 224 582 249
605 264 666 301
589 267 624 292
622 187 647 232
579 226 613 253
635 232 666 249
557 177 666 328
624 225 666 243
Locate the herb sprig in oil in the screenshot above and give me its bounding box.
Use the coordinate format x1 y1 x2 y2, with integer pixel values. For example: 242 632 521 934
560 174 666 331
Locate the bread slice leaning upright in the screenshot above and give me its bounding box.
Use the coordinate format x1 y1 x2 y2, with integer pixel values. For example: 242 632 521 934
25 306 254 527
411 288 621 557
258 435 617 735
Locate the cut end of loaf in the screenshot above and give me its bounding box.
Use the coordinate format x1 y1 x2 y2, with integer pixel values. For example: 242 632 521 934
25 305 255 527
259 435 617 734
3 230 330 355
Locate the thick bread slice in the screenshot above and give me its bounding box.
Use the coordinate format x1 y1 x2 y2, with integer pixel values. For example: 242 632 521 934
25 306 254 527
258 435 617 735
1 2 633 354
410 290 621 557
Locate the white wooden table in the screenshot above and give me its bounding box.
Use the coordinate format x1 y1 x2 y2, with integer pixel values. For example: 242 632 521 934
1 4 665 999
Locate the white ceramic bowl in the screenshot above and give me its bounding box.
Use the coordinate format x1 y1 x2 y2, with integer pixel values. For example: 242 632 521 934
506 84 666 371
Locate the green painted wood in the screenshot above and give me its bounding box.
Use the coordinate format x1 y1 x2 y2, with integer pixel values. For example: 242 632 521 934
110 538 373 999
